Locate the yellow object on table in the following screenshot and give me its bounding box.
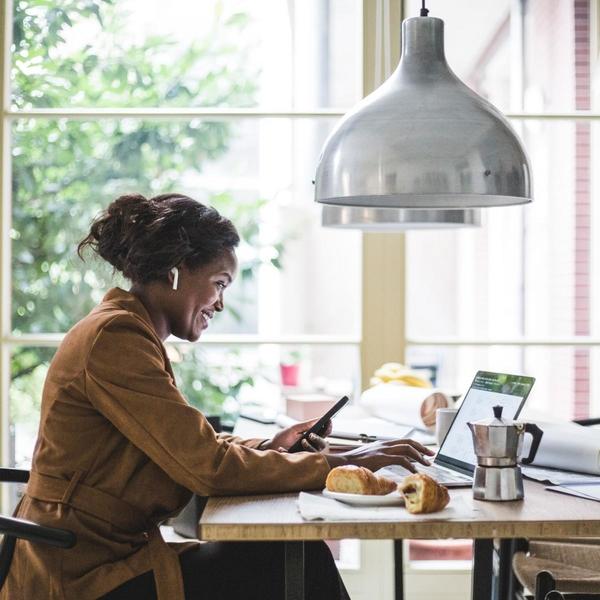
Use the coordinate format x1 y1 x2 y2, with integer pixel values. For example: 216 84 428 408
370 362 432 388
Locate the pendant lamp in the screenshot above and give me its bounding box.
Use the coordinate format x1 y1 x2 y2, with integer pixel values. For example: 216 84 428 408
315 3 532 210
322 205 481 231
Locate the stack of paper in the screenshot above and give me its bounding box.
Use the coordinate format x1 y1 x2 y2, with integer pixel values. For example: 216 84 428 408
331 406 413 440
546 482 600 502
522 465 600 485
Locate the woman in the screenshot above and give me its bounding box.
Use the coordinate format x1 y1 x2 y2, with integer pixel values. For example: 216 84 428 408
3 193 433 600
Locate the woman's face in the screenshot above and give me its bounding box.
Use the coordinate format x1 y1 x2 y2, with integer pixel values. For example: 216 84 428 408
169 249 238 342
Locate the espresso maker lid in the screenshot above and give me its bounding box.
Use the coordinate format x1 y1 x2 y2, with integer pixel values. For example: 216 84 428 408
472 405 519 428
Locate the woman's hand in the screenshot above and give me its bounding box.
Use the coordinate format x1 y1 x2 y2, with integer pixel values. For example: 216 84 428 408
324 438 435 472
261 418 332 453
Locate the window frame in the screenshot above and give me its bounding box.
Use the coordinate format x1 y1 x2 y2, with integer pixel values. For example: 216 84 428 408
2 0 600 463
401 0 600 421
0 0 362 476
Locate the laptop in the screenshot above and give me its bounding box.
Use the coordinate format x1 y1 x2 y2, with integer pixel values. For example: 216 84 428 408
382 370 536 488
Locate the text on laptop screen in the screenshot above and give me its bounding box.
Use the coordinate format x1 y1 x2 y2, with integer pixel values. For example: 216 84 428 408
438 371 535 470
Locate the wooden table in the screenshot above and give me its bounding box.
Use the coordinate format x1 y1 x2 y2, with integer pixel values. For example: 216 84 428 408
198 481 600 600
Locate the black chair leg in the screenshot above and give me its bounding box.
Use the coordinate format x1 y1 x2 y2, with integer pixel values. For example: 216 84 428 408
546 595 600 600
535 571 556 600
0 535 17 591
394 540 403 600
510 538 529 600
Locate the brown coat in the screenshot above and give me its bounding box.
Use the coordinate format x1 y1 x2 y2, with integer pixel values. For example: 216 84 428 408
2 288 330 600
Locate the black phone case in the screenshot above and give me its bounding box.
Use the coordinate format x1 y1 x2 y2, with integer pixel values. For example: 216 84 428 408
287 396 349 453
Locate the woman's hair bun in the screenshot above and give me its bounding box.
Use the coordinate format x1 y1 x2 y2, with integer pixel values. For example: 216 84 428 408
78 193 239 283
78 194 154 273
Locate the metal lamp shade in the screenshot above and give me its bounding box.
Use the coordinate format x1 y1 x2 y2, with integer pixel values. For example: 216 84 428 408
315 17 532 209
321 205 481 231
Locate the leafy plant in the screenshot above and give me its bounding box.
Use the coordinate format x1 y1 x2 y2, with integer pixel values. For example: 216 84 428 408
10 0 282 427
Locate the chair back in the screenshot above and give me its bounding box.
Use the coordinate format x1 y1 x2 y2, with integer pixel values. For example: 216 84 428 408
0 468 76 590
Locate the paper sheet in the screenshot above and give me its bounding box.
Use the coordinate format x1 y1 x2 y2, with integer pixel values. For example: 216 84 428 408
297 491 476 522
546 482 600 502
522 465 600 485
332 414 414 440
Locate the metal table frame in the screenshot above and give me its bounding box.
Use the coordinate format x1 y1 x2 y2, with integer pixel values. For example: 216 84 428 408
282 537 511 600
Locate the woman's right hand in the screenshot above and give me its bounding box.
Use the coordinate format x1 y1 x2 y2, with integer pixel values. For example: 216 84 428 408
324 439 434 472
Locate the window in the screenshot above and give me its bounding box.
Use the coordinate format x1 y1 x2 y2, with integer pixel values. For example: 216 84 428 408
401 0 599 578
3 0 363 469
405 0 600 422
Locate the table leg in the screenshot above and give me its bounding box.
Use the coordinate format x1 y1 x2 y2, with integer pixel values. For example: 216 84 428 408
284 541 305 600
394 540 404 600
495 538 519 600
472 539 493 600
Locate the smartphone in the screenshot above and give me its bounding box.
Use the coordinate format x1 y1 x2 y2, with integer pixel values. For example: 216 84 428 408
288 395 350 453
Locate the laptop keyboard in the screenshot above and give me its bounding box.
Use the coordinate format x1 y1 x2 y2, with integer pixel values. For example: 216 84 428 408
416 464 472 484
383 463 473 485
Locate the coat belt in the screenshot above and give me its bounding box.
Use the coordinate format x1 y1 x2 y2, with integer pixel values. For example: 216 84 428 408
26 470 186 600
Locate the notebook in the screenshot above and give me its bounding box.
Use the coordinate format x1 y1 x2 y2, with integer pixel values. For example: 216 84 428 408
381 370 536 488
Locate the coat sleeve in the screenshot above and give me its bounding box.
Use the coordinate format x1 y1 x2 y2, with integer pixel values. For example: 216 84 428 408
217 433 268 449
84 314 329 496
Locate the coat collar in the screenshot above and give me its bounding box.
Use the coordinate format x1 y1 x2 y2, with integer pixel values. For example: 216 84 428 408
101 287 156 333
101 288 177 380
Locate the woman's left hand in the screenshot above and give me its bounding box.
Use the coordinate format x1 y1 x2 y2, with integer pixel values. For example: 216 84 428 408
261 418 332 453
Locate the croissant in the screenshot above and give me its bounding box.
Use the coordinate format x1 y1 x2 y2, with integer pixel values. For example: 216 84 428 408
325 465 397 495
399 473 450 514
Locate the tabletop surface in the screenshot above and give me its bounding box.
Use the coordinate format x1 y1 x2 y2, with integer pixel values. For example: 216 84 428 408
198 481 600 541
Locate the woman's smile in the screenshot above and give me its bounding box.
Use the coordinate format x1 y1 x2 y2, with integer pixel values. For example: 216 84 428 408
198 309 213 330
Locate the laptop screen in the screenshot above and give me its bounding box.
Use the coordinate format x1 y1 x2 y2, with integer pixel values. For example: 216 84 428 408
436 371 536 474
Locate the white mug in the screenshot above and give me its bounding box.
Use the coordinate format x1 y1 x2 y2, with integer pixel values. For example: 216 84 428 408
435 407 458 446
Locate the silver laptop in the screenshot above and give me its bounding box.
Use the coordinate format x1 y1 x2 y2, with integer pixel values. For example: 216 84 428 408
383 371 536 488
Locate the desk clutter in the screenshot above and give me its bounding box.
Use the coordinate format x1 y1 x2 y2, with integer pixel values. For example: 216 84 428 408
546 482 600 502
298 465 455 521
297 491 471 522
522 420 600 475
325 466 449 514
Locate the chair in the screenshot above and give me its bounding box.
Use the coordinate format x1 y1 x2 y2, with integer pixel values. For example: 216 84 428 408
513 540 600 599
545 592 600 600
0 468 76 591
512 418 600 600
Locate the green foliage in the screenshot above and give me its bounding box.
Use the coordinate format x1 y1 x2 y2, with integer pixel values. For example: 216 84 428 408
10 348 54 424
10 0 280 426
169 346 257 424
12 0 259 110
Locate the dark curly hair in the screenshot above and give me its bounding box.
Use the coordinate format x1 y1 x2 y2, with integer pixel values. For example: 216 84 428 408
78 193 240 283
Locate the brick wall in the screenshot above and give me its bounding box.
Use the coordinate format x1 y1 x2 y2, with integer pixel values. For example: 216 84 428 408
573 0 591 419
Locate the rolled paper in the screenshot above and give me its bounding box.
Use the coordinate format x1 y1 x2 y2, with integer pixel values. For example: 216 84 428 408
521 421 600 475
359 383 449 430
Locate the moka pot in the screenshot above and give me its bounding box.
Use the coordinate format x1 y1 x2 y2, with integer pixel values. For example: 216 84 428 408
468 405 543 501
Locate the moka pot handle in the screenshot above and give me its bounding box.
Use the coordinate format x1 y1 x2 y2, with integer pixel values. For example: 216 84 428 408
521 423 544 465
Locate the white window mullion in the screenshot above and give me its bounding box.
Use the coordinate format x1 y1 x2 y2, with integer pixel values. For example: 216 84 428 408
1 0 14 503
407 337 600 346
3 108 347 120
5 109 600 121
3 334 361 347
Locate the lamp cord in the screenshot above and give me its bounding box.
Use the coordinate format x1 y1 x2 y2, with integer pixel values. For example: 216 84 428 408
420 0 429 17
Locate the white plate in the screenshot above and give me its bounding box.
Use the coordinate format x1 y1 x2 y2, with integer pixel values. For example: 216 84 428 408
322 489 405 507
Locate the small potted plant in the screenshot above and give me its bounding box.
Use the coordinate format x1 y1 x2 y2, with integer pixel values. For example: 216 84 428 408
279 349 303 387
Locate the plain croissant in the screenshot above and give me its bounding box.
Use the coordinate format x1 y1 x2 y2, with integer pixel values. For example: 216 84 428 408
325 465 398 495
399 473 450 514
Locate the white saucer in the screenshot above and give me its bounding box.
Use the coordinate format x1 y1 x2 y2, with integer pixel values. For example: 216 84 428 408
322 489 405 507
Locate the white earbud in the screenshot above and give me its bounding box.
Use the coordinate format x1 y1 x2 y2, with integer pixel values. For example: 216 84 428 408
171 267 179 291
